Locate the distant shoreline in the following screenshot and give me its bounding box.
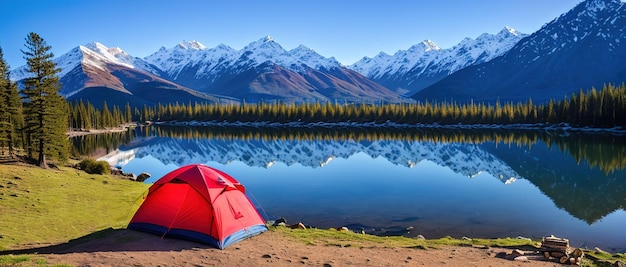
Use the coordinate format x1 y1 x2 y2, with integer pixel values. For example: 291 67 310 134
66 121 626 138
155 120 626 135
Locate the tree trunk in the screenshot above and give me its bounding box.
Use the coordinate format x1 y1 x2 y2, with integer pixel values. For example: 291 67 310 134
8 131 14 157
26 131 32 158
38 138 47 168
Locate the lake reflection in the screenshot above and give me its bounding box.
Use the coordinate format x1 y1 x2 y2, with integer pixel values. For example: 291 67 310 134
81 126 626 252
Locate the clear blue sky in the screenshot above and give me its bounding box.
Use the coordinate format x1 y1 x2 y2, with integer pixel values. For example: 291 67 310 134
0 0 581 69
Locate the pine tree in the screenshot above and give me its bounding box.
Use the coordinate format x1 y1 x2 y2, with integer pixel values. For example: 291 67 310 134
0 47 23 157
20 32 69 168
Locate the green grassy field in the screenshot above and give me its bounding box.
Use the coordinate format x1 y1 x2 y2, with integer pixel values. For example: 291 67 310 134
0 163 150 251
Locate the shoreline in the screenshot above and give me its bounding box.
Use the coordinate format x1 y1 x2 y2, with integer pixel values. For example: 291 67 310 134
66 121 626 137
66 124 136 137
156 120 626 135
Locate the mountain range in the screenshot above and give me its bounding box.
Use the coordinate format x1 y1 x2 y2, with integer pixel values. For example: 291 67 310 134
414 0 626 103
349 27 528 96
10 0 626 107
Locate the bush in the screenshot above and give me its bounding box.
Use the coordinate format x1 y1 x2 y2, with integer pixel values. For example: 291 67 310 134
78 159 111 175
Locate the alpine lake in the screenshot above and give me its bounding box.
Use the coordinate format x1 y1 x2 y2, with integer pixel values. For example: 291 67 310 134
71 124 626 253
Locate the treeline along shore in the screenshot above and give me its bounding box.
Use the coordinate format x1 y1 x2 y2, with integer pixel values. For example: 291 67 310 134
68 83 626 130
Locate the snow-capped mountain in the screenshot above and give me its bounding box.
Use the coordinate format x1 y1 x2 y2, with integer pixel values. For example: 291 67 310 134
146 40 237 80
415 0 626 103
146 37 341 79
11 42 229 108
350 27 527 96
144 36 405 104
11 0 625 107
11 42 160 86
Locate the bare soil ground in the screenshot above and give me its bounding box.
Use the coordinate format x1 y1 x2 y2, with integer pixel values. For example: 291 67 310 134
2 229 562 267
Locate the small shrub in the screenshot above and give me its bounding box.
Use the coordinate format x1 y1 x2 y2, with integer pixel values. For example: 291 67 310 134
78 159 111 175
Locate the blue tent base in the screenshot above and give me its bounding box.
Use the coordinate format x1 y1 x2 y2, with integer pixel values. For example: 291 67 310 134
128 222 268 249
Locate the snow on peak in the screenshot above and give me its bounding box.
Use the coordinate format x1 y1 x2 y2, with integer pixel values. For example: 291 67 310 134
286 44 340 70
501 26 522 37
237 36 340 70
349 28 527 79
144 36 342 78
406 40 440 53
291 44 314 53
421 40 441 51
245 35 283 50
177 40 207 50
146 40 215 77
79 42 136 69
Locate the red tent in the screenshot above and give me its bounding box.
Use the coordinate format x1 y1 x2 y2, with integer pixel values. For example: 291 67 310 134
128 164 267 249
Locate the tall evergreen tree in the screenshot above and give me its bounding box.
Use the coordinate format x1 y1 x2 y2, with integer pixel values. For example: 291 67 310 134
0 47 23 158
20 32 68 168
0 47 10 155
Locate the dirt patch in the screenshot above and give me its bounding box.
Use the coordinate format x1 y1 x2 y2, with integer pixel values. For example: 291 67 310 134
3 229 560 266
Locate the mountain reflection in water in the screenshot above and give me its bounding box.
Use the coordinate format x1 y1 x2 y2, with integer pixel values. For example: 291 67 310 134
72 125 626 252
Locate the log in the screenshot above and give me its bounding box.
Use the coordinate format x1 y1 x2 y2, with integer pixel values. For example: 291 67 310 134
540 235 569 255
571 248 584 258
560 256 569 264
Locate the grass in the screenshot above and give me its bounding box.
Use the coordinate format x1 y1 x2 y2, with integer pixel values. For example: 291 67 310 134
271 225 537 249
0 163 150 251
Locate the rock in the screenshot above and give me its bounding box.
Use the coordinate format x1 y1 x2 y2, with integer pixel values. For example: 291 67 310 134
614 260 626 267
504 249 526 260
289 222 306 229
595 247 608 254
415 235 426 240
511 249 525 256
262 254 271 258
559 256 569 264
514 256 529 262
461 236 472 241
135 172 151 182
272 217 287 226
337 227 349 232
